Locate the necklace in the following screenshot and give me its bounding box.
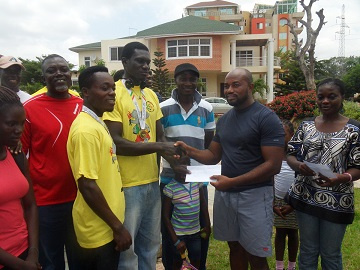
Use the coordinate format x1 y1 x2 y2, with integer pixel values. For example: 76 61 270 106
123 80 149 142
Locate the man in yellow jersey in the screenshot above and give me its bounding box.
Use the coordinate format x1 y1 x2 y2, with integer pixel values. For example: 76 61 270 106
103 42 179 270
67 66 131 270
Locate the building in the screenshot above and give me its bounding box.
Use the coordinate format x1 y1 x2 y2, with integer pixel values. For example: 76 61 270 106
70 0 304 101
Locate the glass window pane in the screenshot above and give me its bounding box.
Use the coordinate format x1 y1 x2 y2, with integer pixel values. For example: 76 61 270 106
168 40 177 46
200 39 210 45
168 47 176 57
189 46 199 56
110 48 117 61
200 46 210 56
189 39 199 45
178 47 187 57
178 40 188 45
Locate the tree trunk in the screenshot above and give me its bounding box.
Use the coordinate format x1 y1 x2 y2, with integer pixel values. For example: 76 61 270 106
287 0 325 90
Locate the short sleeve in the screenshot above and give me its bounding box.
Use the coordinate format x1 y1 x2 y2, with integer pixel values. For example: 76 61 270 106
163 184 174 199
259 112 285 147
287 121 305 158
205 111 216 131
69 131 101 181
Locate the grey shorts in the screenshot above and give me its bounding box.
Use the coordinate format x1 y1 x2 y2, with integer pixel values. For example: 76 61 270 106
213 186 273 257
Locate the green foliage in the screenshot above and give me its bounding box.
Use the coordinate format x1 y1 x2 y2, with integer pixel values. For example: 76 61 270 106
267 90 318 120
94 58 105 66
343 64 360 98
78 65 87 73
275 51 307 95
19 57 44 88
317 56 360 81
21 82 44 95
343 101 360 121
151 49 171 97
253 78 267 98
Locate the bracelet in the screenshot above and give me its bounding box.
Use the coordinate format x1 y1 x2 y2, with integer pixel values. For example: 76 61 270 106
343 172 352 183
174 239 181 247
28 246 39 253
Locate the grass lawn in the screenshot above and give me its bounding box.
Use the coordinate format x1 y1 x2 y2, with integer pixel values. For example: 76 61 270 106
206 188 360 270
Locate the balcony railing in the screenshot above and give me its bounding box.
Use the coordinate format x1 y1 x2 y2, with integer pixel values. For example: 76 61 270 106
236 56 280 67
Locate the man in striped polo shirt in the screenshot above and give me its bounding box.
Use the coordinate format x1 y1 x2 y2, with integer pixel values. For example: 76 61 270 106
160 63 215 270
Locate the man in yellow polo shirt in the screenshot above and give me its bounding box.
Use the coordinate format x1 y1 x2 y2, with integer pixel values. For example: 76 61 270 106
67 66 131 270
103 42 179 270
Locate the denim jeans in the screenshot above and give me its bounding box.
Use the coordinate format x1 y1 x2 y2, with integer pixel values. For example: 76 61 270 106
161 184 209 270
173 233 201 265
38 201 82 270
118 182 161 270
296 210 347 270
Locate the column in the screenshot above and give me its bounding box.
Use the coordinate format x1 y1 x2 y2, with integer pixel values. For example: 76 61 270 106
230 40 236 70
267 38 274 103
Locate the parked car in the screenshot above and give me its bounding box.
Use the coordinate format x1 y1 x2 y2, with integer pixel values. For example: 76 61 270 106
204 97 232 115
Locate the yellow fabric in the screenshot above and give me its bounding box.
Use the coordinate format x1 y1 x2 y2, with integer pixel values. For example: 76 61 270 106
102 80 162 187
67 112 125 248
32 86 81 97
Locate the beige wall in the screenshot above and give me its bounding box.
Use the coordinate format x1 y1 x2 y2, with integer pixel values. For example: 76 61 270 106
77 50 101 67
101 38 148 72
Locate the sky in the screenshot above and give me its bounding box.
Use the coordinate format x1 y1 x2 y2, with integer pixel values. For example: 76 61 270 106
1 0 359 68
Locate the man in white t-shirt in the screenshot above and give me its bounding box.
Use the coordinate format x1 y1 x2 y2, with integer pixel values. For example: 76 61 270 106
0 55 32 103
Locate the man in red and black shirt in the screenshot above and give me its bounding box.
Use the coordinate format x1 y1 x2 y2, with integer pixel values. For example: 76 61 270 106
22 54 83 270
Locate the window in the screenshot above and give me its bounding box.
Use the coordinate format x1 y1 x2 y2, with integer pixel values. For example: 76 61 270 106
220 8 233 15
279 33 287 40
110 47 123 61
194 9 206 16
256 23 263 29
266 22 271 27
84 57 91 68
239 26 244 31
236 50 253 66
279 19 287 26
167 38 211 59
198 78 207 96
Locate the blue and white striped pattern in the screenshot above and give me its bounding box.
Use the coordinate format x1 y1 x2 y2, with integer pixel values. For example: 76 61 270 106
160 89 215 183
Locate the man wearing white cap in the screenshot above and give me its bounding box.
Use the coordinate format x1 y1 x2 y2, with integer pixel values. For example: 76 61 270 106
0 55 32 103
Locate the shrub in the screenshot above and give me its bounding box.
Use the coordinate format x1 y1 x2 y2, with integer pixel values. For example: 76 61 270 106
267 90 317 120
343 101 360 121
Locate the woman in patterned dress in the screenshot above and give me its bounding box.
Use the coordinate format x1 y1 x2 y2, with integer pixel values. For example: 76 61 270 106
286 78 360 270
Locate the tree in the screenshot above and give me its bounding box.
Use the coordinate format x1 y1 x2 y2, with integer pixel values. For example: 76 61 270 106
343 64 360 98
287 0 326 90
275 50 307 95
253 78 267 98
316 56 360 81
151 49 171 97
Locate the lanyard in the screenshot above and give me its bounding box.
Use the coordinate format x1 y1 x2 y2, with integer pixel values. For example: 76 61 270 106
82 105 117 156
123 79 147 130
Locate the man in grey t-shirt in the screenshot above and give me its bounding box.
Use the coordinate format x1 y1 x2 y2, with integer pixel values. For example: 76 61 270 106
176 68 284 270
